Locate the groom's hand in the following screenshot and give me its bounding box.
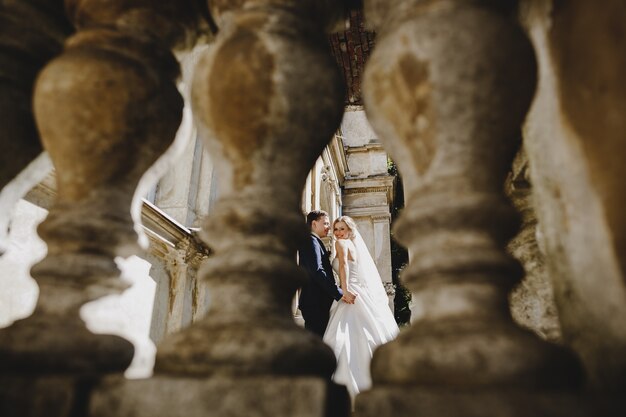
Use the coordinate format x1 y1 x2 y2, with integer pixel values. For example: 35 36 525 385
341 291 357 304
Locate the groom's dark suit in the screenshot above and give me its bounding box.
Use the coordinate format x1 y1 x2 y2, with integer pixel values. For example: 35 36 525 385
298 233 343 337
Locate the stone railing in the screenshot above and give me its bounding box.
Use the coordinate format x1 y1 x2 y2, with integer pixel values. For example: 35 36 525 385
23 170 211 344
1 0 624 416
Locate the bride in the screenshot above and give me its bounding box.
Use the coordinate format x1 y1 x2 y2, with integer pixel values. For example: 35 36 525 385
323 215 399 401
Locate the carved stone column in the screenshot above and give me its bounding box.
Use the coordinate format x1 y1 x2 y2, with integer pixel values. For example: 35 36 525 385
357 1 587 416
0 1 202 416
144 225 211 345
89 2 350 417
506 150 561 343
0 0 72 253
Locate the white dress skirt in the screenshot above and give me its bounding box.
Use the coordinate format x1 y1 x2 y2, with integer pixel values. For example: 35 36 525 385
323 258 399 401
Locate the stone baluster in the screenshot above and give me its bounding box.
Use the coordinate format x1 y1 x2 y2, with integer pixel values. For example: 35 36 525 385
357 1 587 416
0 1 203 415
157 0 346 376
89 2 350 416
0 0 72 253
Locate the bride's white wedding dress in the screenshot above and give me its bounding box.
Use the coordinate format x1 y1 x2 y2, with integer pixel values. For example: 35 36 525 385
323 238 399 400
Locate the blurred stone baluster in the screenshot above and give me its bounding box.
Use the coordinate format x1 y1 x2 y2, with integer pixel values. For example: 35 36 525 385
0 1 205 416
0 0 72 254
518 1 626 413
89 1 350 416
357 0 587 416
158 0 346 379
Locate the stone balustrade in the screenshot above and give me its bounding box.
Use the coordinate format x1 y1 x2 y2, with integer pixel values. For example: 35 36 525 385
90 1 352 416
1 1 624 416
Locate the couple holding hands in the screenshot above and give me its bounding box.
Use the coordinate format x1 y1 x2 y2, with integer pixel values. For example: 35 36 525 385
298 210 399 401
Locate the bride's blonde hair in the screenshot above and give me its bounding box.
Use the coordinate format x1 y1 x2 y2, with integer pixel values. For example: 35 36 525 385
333 216 358 240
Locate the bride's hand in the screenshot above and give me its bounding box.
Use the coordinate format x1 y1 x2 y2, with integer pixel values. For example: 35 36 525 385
341 290 357 304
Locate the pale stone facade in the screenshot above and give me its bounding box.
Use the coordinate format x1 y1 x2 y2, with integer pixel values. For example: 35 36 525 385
340 108 396 304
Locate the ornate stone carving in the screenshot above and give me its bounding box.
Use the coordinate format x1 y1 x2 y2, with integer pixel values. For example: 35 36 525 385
155 0 347 379
0 0 203 379
358 0 586 415
344 186 390 195
505 149 562 343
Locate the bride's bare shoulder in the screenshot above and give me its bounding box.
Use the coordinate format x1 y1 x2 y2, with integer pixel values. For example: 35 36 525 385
335 239 350 247
335 239 357 259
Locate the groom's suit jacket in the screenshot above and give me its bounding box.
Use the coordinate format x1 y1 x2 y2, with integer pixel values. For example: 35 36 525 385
298 233 343 337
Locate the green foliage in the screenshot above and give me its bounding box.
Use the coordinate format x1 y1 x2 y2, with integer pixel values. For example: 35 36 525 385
387 157 398 176
388 158 411 325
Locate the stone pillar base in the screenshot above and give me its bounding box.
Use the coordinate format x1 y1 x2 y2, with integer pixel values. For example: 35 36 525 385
355 386 589 417
90 375 350 417
0 375 100 417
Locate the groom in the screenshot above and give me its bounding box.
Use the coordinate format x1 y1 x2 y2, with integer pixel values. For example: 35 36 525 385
298 210 356 337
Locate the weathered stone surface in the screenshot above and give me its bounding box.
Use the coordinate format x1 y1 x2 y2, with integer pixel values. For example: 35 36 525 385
0 0 72 253
65 0 208 50
4 0 624 415
519 0 626 392
155 0 347 380
90 375 349 417
0 0 71 185
208 0 347 31
506 150 561 342
361 0 584 414
0 0 201 409
356 386 590 417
